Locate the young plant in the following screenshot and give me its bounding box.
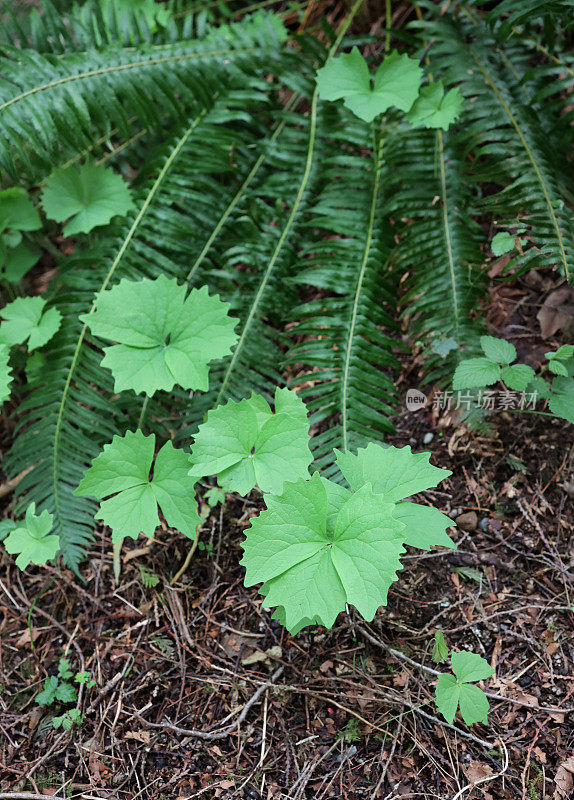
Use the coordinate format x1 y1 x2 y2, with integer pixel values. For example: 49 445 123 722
0 187 42 282
435 651 494 726
453 336 574 423
0 296 62 350
35 658 94 730
2 503 59 569
316 47 462 130
41 163 135 236
241 444 455 634
80 275 238 395
75 430 201 544
188 388 313 494
491 228 527 257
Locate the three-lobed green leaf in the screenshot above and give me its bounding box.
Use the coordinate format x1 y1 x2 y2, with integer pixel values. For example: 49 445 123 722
188 388 312 495
316 47 422 122
80 276 238 395
41 163 135 236
75 430 201 544
0 296 62 350
435 651 494 725
3 502 59 570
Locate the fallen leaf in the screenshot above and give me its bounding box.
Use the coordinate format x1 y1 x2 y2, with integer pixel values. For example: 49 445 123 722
554 755 574 799
537 287 574 338
465 761 493 785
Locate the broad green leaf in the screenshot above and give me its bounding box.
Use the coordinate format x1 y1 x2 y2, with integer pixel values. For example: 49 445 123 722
241 474 406 632
188 388 312 495
452 358 501 389
546 345 574 362
451 651 494 683
36 676 59 706
335 443 452 503
500 363 535 391
526 376 551 400
436 651 493 725
548 377 574 423
0 188 41 233
80 276 238 395
58 658 74 679
41 163 134 236
392 502 456 550
75 430 201 544
3 502 59 570
54 683 77 703
548 359 568 376
316 47 422 122
480 335 516 364
0 345 13 407
432 631 449 663
1 241 40 283
0 296 62 350
406 82 463 130
491 231 516 256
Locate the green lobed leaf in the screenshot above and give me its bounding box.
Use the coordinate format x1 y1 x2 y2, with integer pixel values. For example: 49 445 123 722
241 473 407 632
436 651 493 725
205 486 226 507
3 502 59 570
36 676 59 706
0 296 62 350
0 345 13 407
548 377 574 423
41 163 135 236
0 188 42 233
453 358 501 389
80 276 238 395
335 443 452 504
491 231 516 256
1 241 40 283
480 335 516 364
54 682 77 704
392 502 456 550
546 345 574 362
548 360 568 377
75 430 201 544
407 82 463 130
188 388 312 495
316 47 422 122
500 363 535 391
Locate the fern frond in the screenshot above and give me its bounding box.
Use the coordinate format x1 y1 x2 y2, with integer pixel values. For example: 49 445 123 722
414 2 574 284
0 11 290 180
286 112 401 478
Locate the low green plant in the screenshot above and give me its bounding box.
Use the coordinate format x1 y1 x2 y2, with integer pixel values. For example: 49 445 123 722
0 188 42 282
35 658 94 729
435 651 494 726
453 335 574 423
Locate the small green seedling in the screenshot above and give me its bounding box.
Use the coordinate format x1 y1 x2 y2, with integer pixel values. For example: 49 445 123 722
0 296 62 350
205 485 226 507
53 708 85 730
453 335 534 391
0 187 42 282
435 651 494 725
75 429 201 544
241 444 455 634
2 503 59 569
80 275 238 394
41 162 135 236
188 388 313 495
491 229 526 256
139 565 160 588
36 658 94 729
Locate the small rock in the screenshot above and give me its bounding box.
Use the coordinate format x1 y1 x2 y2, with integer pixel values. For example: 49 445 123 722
423 432 434 444
449 507 463 519
479 517 490 532
456 511 478 531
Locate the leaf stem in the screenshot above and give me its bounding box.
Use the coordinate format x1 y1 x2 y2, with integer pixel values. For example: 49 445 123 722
385 0 391 52
137 395 150 432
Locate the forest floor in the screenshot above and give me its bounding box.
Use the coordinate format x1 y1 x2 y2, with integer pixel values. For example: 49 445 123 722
0 268 573 800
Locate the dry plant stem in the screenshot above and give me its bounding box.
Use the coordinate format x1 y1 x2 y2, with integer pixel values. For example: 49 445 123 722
135 666 284 740
171 530 200 585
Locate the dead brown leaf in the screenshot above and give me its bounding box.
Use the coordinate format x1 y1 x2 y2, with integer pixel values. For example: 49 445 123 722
554 755 574 799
